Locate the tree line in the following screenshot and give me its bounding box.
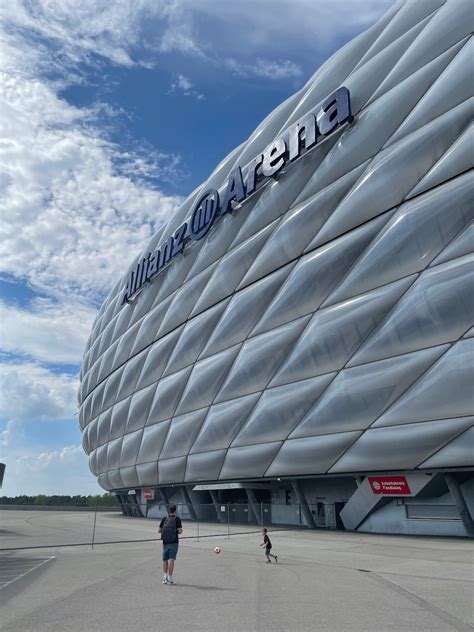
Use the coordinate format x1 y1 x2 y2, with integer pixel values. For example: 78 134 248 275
0 494 119 507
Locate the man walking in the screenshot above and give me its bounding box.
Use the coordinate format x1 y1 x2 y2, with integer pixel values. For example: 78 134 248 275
159 504 183 584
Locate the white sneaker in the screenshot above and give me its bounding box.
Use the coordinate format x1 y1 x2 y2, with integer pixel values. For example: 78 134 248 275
166 576 175 584
162 575 168 584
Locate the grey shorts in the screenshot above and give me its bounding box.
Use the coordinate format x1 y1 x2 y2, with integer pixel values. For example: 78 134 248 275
162 542 179 561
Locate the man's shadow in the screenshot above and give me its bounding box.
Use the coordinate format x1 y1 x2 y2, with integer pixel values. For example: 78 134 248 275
169 584 232 591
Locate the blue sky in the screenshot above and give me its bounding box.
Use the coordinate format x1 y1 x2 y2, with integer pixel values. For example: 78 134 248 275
0 0 394 495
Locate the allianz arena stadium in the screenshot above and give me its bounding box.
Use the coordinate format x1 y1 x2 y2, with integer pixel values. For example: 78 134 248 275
79 0 474 537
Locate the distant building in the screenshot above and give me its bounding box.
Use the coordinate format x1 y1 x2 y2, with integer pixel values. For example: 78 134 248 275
78 0 473 537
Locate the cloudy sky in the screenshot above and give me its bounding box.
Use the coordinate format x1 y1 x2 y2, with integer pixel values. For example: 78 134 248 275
0 0 394 496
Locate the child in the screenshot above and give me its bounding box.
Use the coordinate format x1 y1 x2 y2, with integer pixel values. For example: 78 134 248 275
260 528 278 563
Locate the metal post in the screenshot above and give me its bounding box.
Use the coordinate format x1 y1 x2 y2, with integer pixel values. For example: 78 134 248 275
246 488 262 525
181 486 197 522
260 501 263 527
197 510 200 542
158 488 169 512
91 506 98 550
445 473 474 537
291 480 317 528
227 502 230 539
210 490 225 523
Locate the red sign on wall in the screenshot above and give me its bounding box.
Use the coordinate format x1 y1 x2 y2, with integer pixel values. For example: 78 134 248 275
368 476 411 495
142 488 154 500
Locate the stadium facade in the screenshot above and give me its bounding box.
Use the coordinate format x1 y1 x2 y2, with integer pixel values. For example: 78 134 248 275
78 0 474 537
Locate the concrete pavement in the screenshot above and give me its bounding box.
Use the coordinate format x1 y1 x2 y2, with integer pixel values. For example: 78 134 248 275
0 510 473 631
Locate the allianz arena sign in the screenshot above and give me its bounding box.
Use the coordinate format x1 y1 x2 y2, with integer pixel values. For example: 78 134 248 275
122 87 352 305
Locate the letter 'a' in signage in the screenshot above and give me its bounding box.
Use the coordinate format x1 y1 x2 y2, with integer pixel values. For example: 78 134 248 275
221 167 246 215
368 476 411 495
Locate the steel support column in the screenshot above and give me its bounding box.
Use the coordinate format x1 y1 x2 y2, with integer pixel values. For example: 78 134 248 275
291 480 317 528
117 494 130 517
157 488 170 512
209 490 226 523
181 486 198 522
445 474 474 537
246 488 262 525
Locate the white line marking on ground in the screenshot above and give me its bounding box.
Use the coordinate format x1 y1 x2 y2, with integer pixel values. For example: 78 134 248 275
0 557 55 590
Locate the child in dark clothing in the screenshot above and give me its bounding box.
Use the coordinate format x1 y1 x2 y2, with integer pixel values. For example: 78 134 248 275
260 528 278 563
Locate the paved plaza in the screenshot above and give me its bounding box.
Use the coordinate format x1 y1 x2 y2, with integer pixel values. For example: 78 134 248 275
0 510 473 632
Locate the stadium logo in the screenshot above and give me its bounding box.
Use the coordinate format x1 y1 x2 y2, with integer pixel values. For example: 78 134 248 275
122 87 352 304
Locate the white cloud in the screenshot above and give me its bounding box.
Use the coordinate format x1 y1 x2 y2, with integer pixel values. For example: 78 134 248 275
169 73 204 100
18 444 84 471
0 0 164 72
0 298 96 364
1 1 397 91
2 0 394 74
0 444 103 495
176 74 192 91
0 362 78 425
225 58 303 80
0 362 96 495
159 16 207 58
160 0 395 71
1 2 186 309
0 71 183 303
190 0 394 50
0 419 21 448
